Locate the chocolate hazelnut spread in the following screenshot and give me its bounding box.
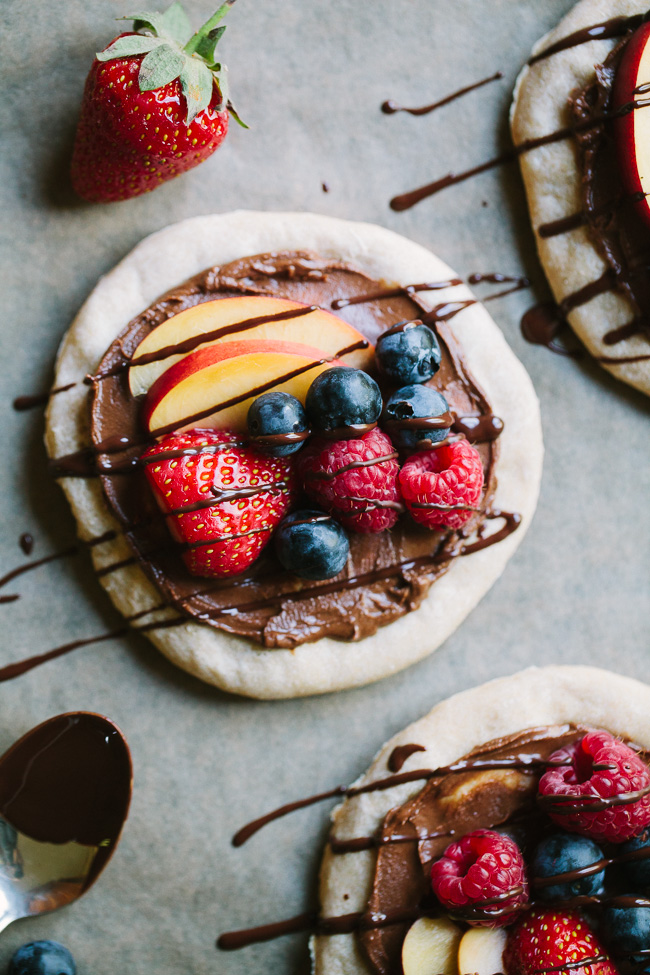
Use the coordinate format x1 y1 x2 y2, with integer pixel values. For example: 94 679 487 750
88 251 500 649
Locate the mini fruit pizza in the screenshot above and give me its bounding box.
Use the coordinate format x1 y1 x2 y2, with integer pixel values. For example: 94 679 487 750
218 667 650 973
512 0 650 395
45 211 542 698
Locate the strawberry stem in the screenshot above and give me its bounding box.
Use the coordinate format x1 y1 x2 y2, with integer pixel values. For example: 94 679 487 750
184 0 236 55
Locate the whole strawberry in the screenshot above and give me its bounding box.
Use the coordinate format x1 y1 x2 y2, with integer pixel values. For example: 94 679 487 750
504 908 618 975
142 429 297 578
298 428 402 533
71 1 245 202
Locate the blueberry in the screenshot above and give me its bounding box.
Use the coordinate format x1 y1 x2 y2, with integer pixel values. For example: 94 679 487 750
618 829 650 891
305 368 382 436
247 392 309 456
8 941 76 975
274 510 349 580
601 898 650 952
532 833 605 902
376 320 442 385
383 386 451 449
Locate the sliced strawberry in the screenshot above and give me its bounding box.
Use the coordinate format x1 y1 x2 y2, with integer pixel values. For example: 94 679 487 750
142 429 297 577
504 908 618 975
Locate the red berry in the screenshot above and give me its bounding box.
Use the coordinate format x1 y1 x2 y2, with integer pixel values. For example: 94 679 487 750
71 5 242 203
298 428 402 533
142 429 297 577
430 829 528 927
504 908 618 975
398 438 484 530
538 731 650 843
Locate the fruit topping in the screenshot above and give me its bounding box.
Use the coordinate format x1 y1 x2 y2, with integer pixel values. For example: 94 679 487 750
298 427 402 533
613 22 650 228
274 510 350 581
399 439 484 530
8 940 76 975
143 339 349 436
247 392 309 456
305 367 382 437
401 917 462 975
601 899 650 955
457 926 507 975
504 908 617 975
430 829 528 927
142 429 297 577
70 3 244 203
375 320 442 385
128 296 373 398
538 731 650 843
383 385 452 450
532 832 606 902
618 828 650 891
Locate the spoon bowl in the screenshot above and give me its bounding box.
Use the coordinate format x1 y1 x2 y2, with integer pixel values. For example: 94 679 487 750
0 712 132 933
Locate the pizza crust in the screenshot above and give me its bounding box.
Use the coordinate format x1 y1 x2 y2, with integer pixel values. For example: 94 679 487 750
313 665 650 973
511 0 650 396
45 211 542 699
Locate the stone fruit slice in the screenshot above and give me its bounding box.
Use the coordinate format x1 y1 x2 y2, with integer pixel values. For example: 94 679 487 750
129 295 373 396
614 22 650 227
458 926 507 975
142 339 350 436
401 917 463 975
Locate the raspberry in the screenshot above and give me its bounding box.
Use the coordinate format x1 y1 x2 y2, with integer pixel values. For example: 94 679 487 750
430 829 528 927
538 731 650 843
298 428 402 533
398 438 484 530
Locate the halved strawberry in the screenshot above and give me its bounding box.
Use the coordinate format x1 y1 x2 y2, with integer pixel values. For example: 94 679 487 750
504 908 618 975
142 429 298 577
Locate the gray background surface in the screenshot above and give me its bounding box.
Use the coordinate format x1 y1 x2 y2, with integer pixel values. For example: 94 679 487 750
0 0 649 972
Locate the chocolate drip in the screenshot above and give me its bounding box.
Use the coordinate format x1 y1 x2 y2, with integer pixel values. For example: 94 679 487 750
388 744 426 773
381 71 502 117
453 413 503 441
303 452 399 483
0 546 77 592
603 319 650 345
521 304 581 357
331 280 462 310
389 98 649 211
528 14 646 66
538 211 587 238
249 430 310 448
460 509 521 555
596 351 650 364
19 533 34 555
12 382 76 412
538 781 650 813
0 594 19 605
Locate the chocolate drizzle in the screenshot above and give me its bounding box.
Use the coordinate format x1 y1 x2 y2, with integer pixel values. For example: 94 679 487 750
12 383 76 412
388 743 426 773
381 71 502 117
528 14 648 66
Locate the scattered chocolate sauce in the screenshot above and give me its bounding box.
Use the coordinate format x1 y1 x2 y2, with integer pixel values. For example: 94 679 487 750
0 546 77 594
388 743 426 773
528 13 648 66
520 303 582 357
389 98 648 212
321 182 330 193
0 712 131 886
381 71 502 117
12 382 76 412
18 533 34 556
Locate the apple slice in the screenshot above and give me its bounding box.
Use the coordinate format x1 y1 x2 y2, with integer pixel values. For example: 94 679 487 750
129 295 373 397
613 21 650 225
143 339 350 437
458 926 507 975
401 917 462 975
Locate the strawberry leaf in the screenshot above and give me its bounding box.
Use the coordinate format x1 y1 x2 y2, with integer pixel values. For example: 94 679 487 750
184 1 235 55
159 2 192 44
227 100 248 129
121 10 173 38
179 59 214 123
195 25 226 65
96 34 164 61
138 43 184 91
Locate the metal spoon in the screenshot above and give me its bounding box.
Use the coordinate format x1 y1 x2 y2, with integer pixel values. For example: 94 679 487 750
0 711 132 933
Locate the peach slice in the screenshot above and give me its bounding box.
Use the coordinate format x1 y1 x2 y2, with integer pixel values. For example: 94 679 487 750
142 339 350 436
129 295 373 397
614 22 650 225
401 917 463 975
458 926 507 975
